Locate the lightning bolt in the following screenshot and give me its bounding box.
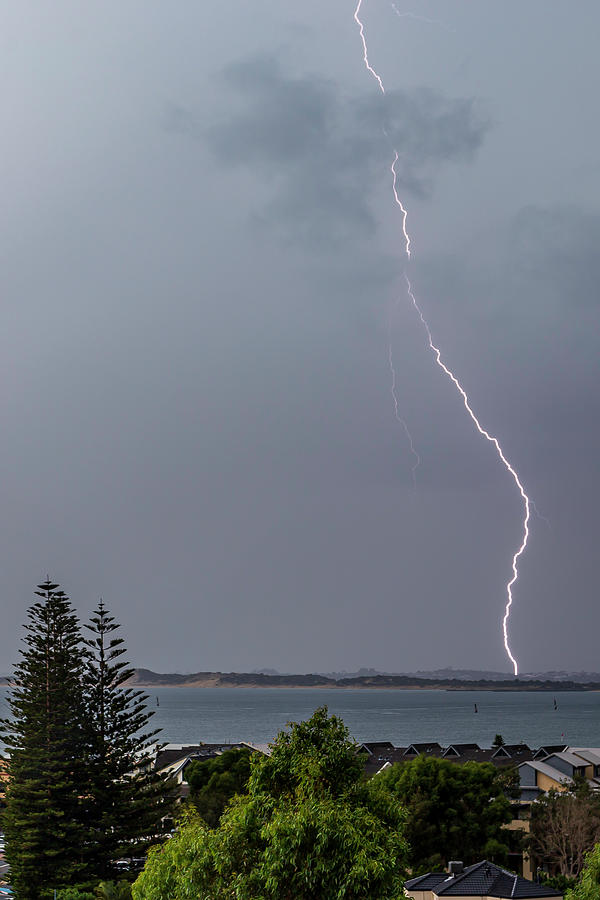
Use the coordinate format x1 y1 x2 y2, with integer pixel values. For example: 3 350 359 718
403 274 529 676
353 0 531 675
355 1 418 481
390 3 455 34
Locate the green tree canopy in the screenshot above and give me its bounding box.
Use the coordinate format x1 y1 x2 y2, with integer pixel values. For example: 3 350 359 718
375 754 518 873
133 707 408 900
566 842 600 900
185 747 252 827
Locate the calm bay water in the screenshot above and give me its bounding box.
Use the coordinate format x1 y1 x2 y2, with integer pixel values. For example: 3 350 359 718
1 686 598 747
138 688 599 748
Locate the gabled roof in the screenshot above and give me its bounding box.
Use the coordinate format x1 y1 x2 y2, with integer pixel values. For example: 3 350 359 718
491 745 512 757
518 759 574 785
406 860 562 898
545 751 588 768
360 741 396 755
453 747 505 765
570 748 600 766
156 754 202 779
492 743 532 758
405 742 443 755
533 745 568 759
443 743 481 757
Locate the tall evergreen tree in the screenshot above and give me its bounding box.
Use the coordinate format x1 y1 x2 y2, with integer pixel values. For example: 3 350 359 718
0 580 93 899
84 600 175 878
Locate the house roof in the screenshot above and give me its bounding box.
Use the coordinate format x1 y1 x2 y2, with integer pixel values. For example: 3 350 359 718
366 748 408 776
518 759 573 784
240 742 272 757
545 751 588 768
492 743 532 758
533 745 568 759
156 754 202 778
570 748 600 766
405 872 449 892
443 744 481 756
154 743 246 771
405 742 443 755
360 741 396 754
405 861 562 898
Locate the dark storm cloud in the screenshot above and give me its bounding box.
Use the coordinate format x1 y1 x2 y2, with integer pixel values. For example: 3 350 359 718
357 87 488 166
168 56 489 245
3 0 599 680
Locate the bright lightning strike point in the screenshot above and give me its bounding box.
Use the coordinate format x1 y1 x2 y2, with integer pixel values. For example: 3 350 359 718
404 275 529 676
353 0 531 676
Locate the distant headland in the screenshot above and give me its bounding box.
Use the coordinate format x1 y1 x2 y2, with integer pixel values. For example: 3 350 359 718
3 666 599 690
118 668 600 691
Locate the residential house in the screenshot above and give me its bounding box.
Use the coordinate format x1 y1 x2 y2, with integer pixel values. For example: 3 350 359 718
153 742 266 802
513 747 600 877
404 860 563 900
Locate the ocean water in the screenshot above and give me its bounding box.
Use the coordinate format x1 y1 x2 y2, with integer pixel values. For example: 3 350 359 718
1 686 598 748
137 687 599 748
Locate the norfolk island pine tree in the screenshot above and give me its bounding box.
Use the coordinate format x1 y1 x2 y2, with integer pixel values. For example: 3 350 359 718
0 581 93 898
83 599 176 879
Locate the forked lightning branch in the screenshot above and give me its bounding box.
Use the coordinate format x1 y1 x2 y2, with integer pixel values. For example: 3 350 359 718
353 0 531 676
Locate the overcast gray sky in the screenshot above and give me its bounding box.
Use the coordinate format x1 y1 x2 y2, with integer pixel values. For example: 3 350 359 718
1 1 599 675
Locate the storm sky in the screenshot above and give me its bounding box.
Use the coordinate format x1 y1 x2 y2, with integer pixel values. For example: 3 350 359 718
2 1 599 675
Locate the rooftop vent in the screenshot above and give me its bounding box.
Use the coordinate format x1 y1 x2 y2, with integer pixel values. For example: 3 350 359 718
448 861 464 877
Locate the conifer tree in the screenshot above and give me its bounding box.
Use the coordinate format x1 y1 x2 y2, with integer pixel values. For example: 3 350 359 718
84 601 175 878
0 580 93 899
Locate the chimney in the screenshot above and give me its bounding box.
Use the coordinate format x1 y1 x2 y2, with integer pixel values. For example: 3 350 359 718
448 861 464 877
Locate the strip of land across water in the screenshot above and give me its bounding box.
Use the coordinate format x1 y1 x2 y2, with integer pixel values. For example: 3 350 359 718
2 669 598 690
116 669 600 691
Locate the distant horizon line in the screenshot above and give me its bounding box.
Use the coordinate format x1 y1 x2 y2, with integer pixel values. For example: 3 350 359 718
130 665 600 679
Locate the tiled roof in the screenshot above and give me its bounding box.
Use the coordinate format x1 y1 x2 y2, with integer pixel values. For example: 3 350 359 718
360 741 396 754
533 745 568 759
405 872 449 891
492 744 532 758
447 748 496 763
406 861 562 898
405 742 443 755
443 743 481 756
